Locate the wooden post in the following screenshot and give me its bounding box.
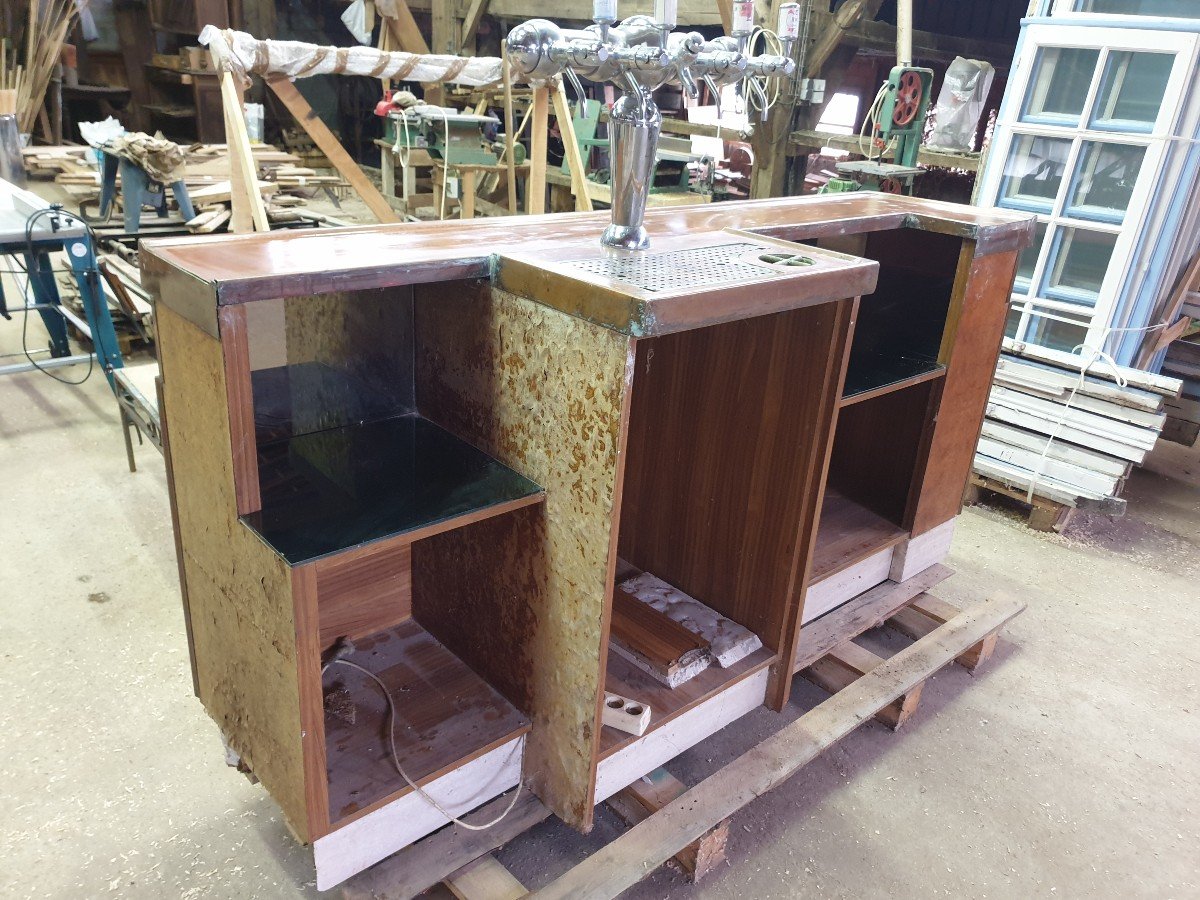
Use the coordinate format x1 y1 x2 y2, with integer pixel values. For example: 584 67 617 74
501 50 518 213
460 0 491 55
265 74 401 224
526 85 549 215
209 43 269 233
550 77 593 213
460 168 476 219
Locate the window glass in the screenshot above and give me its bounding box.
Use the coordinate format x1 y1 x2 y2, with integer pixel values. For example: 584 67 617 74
1090 51 1173 131
1025 310 1090 352
998 136 1073 212
1066 142 1146 222
1014 222 1049 292
1073 0 1200 17
1005 305 1025 338
1044 228 1118 305
1022 47 1100 123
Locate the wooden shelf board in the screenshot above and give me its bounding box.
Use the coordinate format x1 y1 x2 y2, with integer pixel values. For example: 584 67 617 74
809 488 907 585
599 644 776 758
324 618 530 829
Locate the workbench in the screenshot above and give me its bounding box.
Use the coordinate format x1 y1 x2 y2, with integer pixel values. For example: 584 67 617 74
142 193 1031 889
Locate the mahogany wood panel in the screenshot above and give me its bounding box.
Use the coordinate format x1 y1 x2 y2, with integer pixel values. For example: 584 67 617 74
410 281 633 830
826 377 941 528
910 247 1020 535
314 544 413 652
618 302 853 660
217 305 260 516
809 488 908 584
322 619 530 827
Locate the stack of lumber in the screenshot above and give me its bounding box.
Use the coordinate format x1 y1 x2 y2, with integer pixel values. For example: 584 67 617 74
1160 331 1200 445
973 338 1183 515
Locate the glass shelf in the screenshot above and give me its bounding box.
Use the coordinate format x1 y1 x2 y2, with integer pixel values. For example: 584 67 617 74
841 351 945 404
243 414 544 565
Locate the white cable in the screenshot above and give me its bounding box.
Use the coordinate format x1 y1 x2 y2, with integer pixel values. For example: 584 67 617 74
1015 320 1168 504
323 658 524 831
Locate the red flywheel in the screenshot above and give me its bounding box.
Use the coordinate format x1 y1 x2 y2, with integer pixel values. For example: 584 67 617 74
892 71 923 126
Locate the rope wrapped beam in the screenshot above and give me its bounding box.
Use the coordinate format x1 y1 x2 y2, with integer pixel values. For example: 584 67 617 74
199 27 503 86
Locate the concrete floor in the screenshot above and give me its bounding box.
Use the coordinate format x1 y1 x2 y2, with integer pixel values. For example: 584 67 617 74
2 290 1198 899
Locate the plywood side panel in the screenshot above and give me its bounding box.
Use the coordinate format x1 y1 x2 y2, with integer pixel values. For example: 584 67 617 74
156 303 313 841
412 282 633 830
910 247 1019 535
617 303 851 655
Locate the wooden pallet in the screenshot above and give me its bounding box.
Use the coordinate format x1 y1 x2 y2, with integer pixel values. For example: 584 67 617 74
965 472 1077 533
342 582 1023 900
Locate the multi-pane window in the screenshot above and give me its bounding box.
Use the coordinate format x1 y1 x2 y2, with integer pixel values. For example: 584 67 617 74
978 25 1199 360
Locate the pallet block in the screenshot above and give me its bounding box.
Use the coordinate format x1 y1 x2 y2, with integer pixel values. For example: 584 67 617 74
887 593 998 673
606 768 729 883
804 641 924 730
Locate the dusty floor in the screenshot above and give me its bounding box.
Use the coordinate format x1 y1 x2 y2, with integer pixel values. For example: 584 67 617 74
1 247 1198 898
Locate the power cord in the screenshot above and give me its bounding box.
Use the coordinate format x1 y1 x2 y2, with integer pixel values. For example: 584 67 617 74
8 204 112 385
322 651 524 831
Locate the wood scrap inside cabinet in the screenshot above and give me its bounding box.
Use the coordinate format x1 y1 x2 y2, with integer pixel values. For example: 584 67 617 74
142 195 1031 889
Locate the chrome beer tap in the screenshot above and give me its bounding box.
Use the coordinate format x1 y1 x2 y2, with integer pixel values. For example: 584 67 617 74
505 2 796 251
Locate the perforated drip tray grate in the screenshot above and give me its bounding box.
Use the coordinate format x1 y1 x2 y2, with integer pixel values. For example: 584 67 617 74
563 242 807 293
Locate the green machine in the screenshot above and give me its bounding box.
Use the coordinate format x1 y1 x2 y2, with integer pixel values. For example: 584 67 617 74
823 65 934 195
386 107 524 166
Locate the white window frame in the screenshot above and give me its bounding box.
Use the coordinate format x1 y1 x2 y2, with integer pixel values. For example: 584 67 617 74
978 24 1200 363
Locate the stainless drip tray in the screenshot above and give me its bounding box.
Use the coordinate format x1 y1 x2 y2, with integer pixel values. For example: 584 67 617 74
563 242 811 293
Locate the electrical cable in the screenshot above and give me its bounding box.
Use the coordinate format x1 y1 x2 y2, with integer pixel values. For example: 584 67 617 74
13 205 112 385
322 657 524 831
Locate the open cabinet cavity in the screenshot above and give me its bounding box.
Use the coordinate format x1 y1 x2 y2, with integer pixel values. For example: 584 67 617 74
803 228 967 625
596 299 857 796
235 284 546 836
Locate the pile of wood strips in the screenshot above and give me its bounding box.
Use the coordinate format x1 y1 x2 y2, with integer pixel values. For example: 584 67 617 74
20 142 350 232
1161 332 1200 446
973 337 1183 516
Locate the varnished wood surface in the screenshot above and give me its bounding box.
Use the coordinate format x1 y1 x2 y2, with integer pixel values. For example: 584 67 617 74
141 194 1034 314
313 544 413 652
910 247 1020 535
610 588 711 676
619 303 853 658
323 618 530 828
809 488 908 585
600 646 776 756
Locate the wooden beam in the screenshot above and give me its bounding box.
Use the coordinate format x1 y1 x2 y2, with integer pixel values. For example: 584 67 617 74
806 0 885 78
444 854 526 900
526 85 548 215
804 641 923 730
265 74 400 224
788 128 981 172
792 564 953 673
210 43 269 233
384 0 430 54
607 768 729 882
502 49 518 213
551 77 593 212
888 594 999 673
460 0 491 54
530 595 1026 899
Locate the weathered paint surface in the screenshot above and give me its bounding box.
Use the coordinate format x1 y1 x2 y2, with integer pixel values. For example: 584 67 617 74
156 304 312 841
412 281 633 830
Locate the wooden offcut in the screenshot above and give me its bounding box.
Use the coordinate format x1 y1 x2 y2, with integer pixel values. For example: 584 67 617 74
609 588 711 687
